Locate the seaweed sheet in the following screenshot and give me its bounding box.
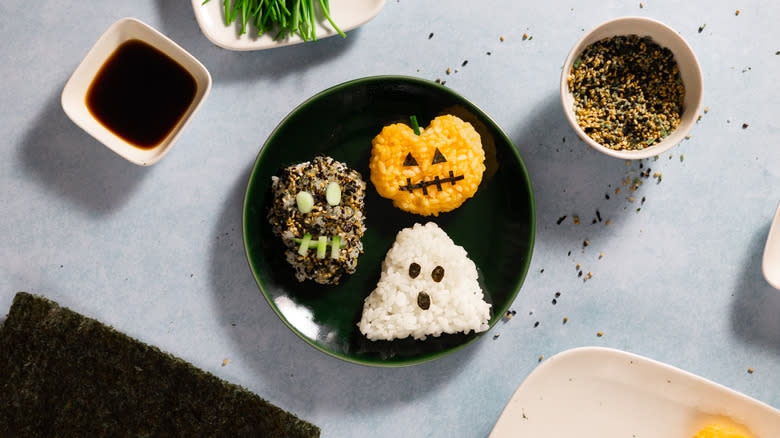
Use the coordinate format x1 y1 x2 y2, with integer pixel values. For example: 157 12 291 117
0 292 320 437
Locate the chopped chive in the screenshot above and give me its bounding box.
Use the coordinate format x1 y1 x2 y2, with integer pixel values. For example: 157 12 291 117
316 236 327 258
330 236 341 259
573 57 582 69
298 233 312 256
410 115 421 135
204 0 341 42
292 236 346 248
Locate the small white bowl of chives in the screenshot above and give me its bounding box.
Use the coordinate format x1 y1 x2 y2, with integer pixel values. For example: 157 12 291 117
560 16 703 160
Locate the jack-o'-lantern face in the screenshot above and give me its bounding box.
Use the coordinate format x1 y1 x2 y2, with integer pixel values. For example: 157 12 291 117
369 114 486 217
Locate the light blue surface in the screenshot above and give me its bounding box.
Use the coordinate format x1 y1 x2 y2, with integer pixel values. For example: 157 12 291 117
1 1 778 436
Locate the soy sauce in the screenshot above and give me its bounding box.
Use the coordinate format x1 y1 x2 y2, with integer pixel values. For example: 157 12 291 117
86 39 197 149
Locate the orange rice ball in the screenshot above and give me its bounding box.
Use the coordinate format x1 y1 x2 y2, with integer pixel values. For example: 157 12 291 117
369 114 485 216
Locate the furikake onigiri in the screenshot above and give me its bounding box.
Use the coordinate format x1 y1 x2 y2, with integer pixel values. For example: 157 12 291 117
267 156 366 285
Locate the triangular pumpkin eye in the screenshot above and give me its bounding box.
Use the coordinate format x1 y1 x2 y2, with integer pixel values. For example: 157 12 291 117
431 148 447 164
403 152 418 166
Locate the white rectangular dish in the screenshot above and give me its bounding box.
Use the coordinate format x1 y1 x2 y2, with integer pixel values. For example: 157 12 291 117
490 347 780 438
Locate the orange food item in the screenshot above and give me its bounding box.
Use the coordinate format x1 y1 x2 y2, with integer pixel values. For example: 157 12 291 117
369 114 485 216
692 424 753 438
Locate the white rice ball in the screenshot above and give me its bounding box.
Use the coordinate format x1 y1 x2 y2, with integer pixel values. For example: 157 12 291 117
358 222 491 341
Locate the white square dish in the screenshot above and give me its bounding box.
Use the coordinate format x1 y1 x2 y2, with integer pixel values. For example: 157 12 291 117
61 17 212 166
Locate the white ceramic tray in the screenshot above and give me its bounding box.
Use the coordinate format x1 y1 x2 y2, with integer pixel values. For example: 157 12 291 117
490 347 780 438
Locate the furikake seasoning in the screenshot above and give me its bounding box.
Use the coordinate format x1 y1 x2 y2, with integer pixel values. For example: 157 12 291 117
568 35 685 151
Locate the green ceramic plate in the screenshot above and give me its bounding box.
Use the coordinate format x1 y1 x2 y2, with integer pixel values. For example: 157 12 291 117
243 76 535 367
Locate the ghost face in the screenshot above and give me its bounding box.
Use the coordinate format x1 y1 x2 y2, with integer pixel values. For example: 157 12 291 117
358 222 491 341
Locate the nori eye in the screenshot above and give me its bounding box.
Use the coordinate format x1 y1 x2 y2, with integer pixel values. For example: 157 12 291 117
403 153 418 167
417 291 431 310
431 266 444 282
408 262 421 278
431 148 447 164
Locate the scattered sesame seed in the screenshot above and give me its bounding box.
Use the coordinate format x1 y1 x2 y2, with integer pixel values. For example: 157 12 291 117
573 216 580 224
605 220 611 225
500 36 505 42
538 355 544 362
599 252 604 259
742 123 749 129
222 358 229 366
576 263 581 269
534 321 540 327
523 33 528 40
704 106 709 113
735 10 740 15
563 317 568 324
446 68 451 75
597 331 604 337
461 60 468 67
493 333 500 339
639 2 644 7
428 32 434 39
698 24 706 33
747 367 754 374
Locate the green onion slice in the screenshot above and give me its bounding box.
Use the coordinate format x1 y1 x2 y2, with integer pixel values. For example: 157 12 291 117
410 115 421 135
330 236 341 259
316 236 327 258
298 233 312 256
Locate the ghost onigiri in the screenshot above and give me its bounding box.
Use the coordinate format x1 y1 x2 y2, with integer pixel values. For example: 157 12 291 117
358 222 491 341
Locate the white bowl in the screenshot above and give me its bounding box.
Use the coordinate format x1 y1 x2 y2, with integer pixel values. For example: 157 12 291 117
61 17 212 166
560 17 703 160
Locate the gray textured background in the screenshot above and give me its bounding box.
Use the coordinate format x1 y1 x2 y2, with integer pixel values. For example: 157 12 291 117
1 1 778 436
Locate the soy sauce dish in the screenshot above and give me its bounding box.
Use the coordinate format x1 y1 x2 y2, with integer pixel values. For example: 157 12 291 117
62 18 212 166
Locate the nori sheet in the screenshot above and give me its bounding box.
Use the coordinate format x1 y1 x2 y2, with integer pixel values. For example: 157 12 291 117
0 292 320 437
